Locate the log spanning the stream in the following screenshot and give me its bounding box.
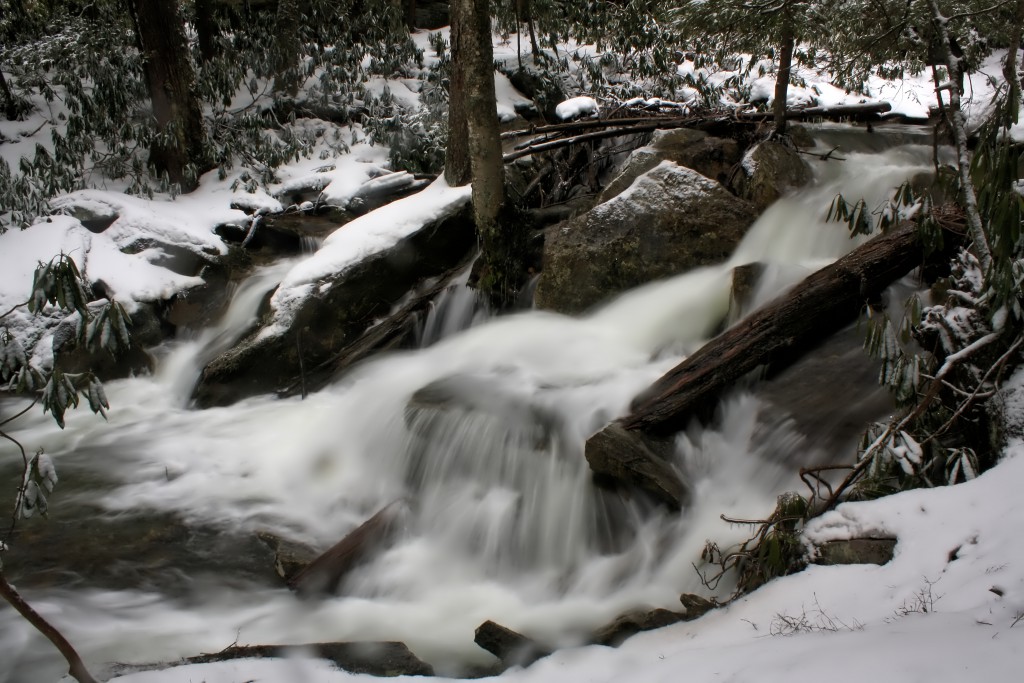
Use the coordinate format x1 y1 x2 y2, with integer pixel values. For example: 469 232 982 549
503 102 895 163
585 222 924 488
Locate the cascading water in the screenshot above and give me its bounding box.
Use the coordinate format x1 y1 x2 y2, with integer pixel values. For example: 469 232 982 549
0 129 942 681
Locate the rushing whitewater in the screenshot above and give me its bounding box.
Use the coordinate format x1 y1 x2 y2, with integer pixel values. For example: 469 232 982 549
1 131 941 680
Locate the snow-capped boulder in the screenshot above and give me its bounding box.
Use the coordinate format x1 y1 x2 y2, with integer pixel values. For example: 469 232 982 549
731 141 813 211
535 161 758 314
193 198 475 407
598 128 741 202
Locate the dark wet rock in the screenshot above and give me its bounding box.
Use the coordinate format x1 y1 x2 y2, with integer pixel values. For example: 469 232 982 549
59 202 119 233
732 141 813 211
2 504 280 592
256 531 319 584
406 374 566 452
51 302 165 380
679 593 718 619
506 67 566 122
757 324 892 463
728 262 766 323
536 162 758 314
194 203 475 406
814 538 897 566
119 237 220 277
474 621 551 668
584 423 688 510
788 124 815 149
183 641 434 677
590 608 686 647
165 265 234 331
599 129 742 202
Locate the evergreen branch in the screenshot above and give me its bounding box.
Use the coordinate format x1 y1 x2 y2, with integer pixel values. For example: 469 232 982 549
0 300 28 319
945 0 1014 22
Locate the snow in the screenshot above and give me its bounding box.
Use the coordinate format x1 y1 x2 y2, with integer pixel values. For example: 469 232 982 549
555 96 600 120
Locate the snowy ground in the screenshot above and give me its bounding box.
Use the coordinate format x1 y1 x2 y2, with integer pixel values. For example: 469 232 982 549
2 24 1024 683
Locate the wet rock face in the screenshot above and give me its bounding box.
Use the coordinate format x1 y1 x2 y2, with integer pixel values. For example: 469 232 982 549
535 162 759 314
194 204 476 407
732 141 813 211
51 302 165 380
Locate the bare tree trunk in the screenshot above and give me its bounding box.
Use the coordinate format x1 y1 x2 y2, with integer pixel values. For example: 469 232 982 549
1003 0 1024 121
926 0 992 273
451 0 524 306
460 0 504 227
194 0 219 63
128 0 209 192
0 572 98 683
445 1 471 185
0 68 18 120
525 0 540 57
273 0 302 96
403 0 417 28
773 24 795 136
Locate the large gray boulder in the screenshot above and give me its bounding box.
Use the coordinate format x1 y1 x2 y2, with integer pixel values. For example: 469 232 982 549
599 128 741 202
732 141 813 211
535 162 758 314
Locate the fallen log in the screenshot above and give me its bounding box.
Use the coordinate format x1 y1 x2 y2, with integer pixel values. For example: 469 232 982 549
591 223 923 450
288 501 405 597
503 103 899 164
737 101 892 121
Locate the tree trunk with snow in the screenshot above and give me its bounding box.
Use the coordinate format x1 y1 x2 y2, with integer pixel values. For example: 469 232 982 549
128 0 209 192
925 0 993 274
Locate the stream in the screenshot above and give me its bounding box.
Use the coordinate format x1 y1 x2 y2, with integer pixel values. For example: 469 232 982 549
0 126 942 681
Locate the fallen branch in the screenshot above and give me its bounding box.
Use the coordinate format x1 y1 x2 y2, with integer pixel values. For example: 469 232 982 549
0 572 98 683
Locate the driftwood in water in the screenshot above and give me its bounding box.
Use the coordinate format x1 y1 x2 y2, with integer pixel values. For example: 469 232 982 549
586 223 923 456
288 502 405 597
474 621 551 668
181 641 433 676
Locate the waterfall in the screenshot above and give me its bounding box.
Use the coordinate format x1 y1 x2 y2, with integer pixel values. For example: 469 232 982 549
0 132 942 681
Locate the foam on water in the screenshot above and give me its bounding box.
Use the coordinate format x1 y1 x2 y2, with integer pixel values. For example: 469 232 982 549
0 138 940 681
